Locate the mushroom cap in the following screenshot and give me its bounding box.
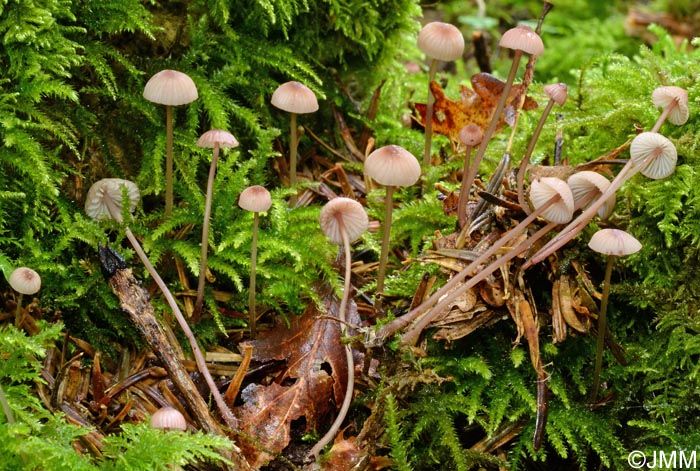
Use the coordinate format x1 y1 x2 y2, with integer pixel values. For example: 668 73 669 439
85 178 140 222
150 407 187 431
629 131 677 180
364 145 421 187
271 81 319 114
567 171 615 220
651 86 689 125
458 124 484 147
528 177 575 224
588 228 642 257
238 185 272 213
143 69 198 106
417 21 465 62
319 197 368 245
543 83 568 106
499 25 544 57
8 267 41 295
196 129 239 149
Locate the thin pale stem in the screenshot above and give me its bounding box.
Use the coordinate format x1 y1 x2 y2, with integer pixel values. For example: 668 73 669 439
376 185 394 296
517 99 556 214
0 384 14 424
457 145 474 229
590 254 615 402
248 212 260 339
377 193 559 342
165 105 174 217
423 59 439 166
289 113 298 206
651 98 678 133
194 144 221 318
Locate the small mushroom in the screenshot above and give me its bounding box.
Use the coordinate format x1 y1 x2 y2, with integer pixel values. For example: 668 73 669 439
271 81 319 206
587 228 641 402
238 185 272 339
456 124 484 228
193 129 240 318
8 267 41 327
364 145 421 296
143 69 199 217
150 406 188 431
417 21 465 166
567 171 615 220
651 85 689 130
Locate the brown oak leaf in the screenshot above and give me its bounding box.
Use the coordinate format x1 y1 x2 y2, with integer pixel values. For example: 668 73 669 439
414 72 538 144
234 284 359 467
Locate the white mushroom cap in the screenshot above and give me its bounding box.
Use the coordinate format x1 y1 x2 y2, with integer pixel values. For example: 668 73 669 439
85 178 140 223
150 406 187 431
270 81 319 114
543 83 568 106
8 267 41 295
528 177 575 224
629 131 677 180
143 70 198 106
567 171 615 220
364 145 421 187
652 86 689 125
458 124 484 147
588 228 642 257
417 21 465 62
499 25 544 57
196 129 239 149
238 185 272 213
319 197 368 245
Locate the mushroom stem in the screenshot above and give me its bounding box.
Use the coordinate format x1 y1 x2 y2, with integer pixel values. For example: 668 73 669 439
377 193 560 343
651 97 679 133
309 218 355 460
517 98 556 214
289 112 298 206
13 293 24 328
422 59 440 166
248 211 260 339
376 185 395 296
194 143 222 319
457 144 475 229
589 254 615 402
165 105 174 217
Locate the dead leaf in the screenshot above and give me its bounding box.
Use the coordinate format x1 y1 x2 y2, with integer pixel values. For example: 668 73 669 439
235 284 359 467
414 73 538 143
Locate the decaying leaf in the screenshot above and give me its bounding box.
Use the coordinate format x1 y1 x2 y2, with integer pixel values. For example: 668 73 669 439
235 284 359 467
414 73 538 143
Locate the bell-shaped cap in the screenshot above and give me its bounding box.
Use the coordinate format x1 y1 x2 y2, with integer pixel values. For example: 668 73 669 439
458 124 484 147
652 86 689 126
143 69 198 106
85 178 140 223
271 81 319 114
8 267 41 295
543 83 568 106
238 185 272 213
364 145 421 187
588 228 641 257
567 171 615 220
529 177 575 224
196 129 239 149
629 132 677 180
150 406 187 431
319 197 368 245
499 25 544 57
417 21 465 62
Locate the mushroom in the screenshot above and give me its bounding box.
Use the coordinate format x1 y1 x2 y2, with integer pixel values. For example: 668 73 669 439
463 25 545 215
85 178 237 429
456 124 484 228
150 406 188 431
364 145 421 296
311 197 368 461
270 81 319 206
524 131 677 269
143 69 199 217
238 185 272 340
381 177 574 345
651 85 689 131
517 83 568 214
587 228 641 401
417 21 465 166
193 129 240 319
567 171 615 220
8 267 41 327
